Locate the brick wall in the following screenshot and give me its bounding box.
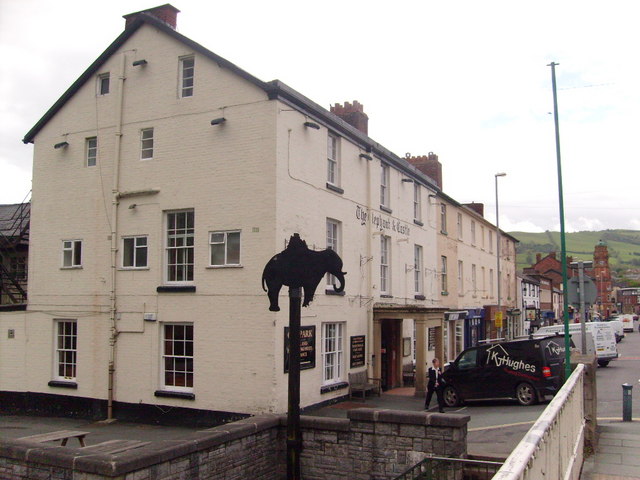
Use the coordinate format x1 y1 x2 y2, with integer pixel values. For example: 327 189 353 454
0 409 469 480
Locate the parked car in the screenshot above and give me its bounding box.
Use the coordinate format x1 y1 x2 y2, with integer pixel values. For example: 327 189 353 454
441 336 566 407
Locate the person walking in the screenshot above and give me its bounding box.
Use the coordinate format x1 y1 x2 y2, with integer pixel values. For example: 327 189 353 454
424 357 446 413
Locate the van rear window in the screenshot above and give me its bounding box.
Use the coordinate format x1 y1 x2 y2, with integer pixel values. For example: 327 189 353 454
540 338 566 360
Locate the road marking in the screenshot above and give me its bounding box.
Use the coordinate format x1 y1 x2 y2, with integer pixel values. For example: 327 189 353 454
469 420 535 432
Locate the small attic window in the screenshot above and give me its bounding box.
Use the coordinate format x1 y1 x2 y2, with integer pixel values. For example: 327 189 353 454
98 73 110 95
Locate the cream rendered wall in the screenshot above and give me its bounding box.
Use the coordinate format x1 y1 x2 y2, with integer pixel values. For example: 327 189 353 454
18 24 280 414
271 108 438 407
6 23 444 415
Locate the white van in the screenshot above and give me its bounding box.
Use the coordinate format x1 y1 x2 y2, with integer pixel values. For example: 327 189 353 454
535 322 618 367
599 320 624 342
532 330 596 358
618 314 634 333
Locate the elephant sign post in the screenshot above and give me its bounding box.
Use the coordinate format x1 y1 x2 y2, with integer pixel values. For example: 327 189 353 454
262 233 346 480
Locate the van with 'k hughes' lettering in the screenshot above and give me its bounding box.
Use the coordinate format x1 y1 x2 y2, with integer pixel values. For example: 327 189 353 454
442 337 567 407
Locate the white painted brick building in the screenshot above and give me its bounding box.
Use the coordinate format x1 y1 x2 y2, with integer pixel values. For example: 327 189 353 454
0 5 516 424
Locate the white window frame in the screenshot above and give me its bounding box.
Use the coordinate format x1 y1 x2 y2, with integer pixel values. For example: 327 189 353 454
140 128 154 160
165 210 195 284
179 56 195 98
472 264 477 295
471 221 476 245
441 256 448 293
161 323 194 393
482 266 486 296
489 231 494 253
413 184 421 222
326 219 341 287
490 268 495 297
380 163 390 208
62 240 82 268
441 204 447 234
86 137 97 167
53 319 77 381
457 212 462 239
414 245 423 295
327 133 339 186
481 226 485 249
209 230 241 267
97 73 110 95
122 235 148 269
322 322 344 385
380 235 391 295
458 260 464 293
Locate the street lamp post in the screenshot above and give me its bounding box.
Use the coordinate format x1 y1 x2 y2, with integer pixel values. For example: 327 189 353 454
495 172 506 339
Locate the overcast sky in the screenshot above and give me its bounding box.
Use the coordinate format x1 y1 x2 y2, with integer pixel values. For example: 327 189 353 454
1 0 638 233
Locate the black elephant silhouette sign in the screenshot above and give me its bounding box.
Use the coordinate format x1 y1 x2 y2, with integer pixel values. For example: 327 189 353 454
262 233 346 311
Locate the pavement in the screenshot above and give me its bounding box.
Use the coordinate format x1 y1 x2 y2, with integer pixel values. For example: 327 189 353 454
581 420 640 480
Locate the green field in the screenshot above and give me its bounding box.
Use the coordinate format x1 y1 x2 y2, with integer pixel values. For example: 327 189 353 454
511 229 640 275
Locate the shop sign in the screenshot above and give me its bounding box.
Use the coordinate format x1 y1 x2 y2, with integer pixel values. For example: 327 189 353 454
350 335 366 368
284 325 316 373
355 205 411 236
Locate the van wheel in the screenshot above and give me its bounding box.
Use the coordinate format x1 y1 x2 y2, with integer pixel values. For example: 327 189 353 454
598 360 610 367
443 386 460 407
516 383 537 406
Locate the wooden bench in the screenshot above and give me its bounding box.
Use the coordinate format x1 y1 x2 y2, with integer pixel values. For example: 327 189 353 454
348 371 381 401
19 430 89 447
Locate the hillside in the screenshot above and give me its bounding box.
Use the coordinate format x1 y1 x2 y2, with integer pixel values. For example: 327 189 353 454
510 229 640 282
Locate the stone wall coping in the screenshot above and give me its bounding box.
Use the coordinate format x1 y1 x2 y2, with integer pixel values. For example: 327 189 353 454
347 408 470 427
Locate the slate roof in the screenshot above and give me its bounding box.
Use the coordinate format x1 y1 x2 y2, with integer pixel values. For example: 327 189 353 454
0 203 30 243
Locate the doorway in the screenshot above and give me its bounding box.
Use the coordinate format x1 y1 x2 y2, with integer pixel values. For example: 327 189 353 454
380 319 402 390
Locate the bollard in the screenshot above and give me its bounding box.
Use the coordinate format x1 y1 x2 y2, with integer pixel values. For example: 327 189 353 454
623 383 633 422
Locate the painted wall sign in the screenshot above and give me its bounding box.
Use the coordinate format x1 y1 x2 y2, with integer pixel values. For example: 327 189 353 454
350 335 366 368
355 205 411 236
284 325 316 373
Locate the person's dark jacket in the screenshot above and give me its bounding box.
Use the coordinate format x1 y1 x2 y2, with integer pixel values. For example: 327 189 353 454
427 366 445 390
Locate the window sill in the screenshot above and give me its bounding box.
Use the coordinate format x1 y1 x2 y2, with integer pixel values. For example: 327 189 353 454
206 265 243 269
157 285 196 293
320 381 349 394
119 267 150 271
325 289 345 296
413 219 424 227
380 205 392 214
48 380 78 389
441 291 449 296
380 294 393 298
440 231 448 236
60 266 82 270
326 183 344 195
414 295 426 300
154 390 195 400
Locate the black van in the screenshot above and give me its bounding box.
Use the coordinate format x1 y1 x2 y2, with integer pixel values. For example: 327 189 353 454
441 336 566 407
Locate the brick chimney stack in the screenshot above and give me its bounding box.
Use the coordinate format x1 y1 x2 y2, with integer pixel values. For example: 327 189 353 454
406 152 442 189
330 101 368 135
463 202 485 217
124 4 180 30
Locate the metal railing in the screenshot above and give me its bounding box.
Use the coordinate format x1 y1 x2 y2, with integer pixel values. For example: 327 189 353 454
394 455 504 480
492 363 585 480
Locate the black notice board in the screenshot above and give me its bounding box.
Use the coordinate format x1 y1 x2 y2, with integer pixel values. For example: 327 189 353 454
350 335 366 368
284 325 316 373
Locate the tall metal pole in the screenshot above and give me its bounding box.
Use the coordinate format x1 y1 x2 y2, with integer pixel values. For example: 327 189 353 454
549 62 572 380
578 261 587 354
495 172 506 339
287 287 302 480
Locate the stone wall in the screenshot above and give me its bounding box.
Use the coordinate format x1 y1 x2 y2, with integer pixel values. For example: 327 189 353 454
0 409 469 480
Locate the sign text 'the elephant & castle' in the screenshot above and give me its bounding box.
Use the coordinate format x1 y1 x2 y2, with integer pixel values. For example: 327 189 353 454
355 205 411 236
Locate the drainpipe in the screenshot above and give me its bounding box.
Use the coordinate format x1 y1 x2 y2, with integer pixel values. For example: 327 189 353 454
366 154 375 378
107 52 127 421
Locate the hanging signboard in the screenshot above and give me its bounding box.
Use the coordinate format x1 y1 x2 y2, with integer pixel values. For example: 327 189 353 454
350 335 366 368
284 325 316 373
